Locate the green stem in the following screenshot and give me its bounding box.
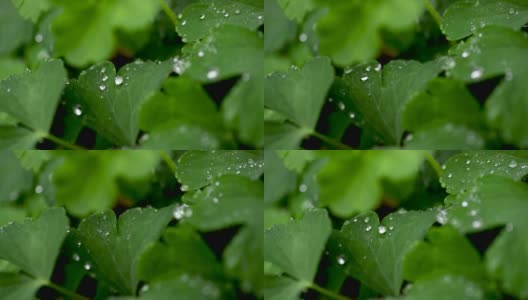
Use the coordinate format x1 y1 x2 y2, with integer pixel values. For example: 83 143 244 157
424 0 443 29
159 0 179 27
309 283 351 300
309 131 355 150
45 282 90 300
160 150 177 174
44 134 86 150
425 151 443 178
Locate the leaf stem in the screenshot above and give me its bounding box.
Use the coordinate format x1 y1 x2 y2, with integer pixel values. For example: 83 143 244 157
425 151 443 178
159 0 179 28
309 130 355 150
45 281 90 300
44 133 86 150
160 150 177 174
424 0 443 29
309 283 351 300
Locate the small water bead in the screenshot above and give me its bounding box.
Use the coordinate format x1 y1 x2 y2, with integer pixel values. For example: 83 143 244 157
197 51 205 57
84 262 92 271
509 160 518 168
35 34 44 43
436 209 448 225
206 68 219 80
469 210 477 216
299 33 308 42
337 255 346 265
73 105 83 116
99 85 106 91
181 20 187 26
200 14 205 20
472 220 482 229
224 13 229 17
348 112 356 119
365 225 372 232
235 9 241 14
212 197 219 204
299 184 308 193
180 184 189 191
378 226 387 234
35 185 43 194
72 254 80 261
102 75 108 82
509 8 516 14
461 51 470 58
461 201 468 207
173 204 192 220
374 64 382 72
364 217 369 223
337 101 345 111
470 68 483 79
115 76 124 86
360 75 368 82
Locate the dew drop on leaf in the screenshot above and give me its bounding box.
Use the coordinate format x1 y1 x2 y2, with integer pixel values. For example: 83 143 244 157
509 160 517 168
73 105 83 116
337 255 346 265
378 226 387 234
84 262 92 270
35 185 43 194
115 76 123 86
365 225 372 232
206 68 219 80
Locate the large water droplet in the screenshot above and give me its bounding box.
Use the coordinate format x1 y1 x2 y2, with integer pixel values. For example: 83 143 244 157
73 105 83 116
509 160 517 168
337 255 346 265
115 76 123 86
206 68 219 80
378 226 387 234
470 68 483 79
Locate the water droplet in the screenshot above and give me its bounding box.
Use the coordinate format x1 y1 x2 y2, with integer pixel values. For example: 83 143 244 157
102 75 108 82
448 173 453 178
72 254 80 261
509 8 516 14
461 201 468 207
235 9 241 14
180 184 189 191
299 184 307 193
197 51 205 57
337 101 345 111
461 51 470 58
509 160 517 168
200 14 205 20
181 20 187 26
374 64 382 72
99 85 106 91
348 112 356 119
206 68 219 80
469 210 477 216
35 185 43 194
472 220 482 229
114 76 124 86
378 226 387 234
212 197 219 204
360 76 368 82
365 225 372 232
299 33 308 42
224 13 229 17
35 34 43 43
73 105 83 116
436 209 448 224
470 68 483 79
337 255 346 265
84 263 92 271
173 204 192 220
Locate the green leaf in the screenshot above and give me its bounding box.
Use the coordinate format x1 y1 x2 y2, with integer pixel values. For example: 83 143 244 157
0 57 25 80
53 151 160 216
318 151 425 217
485 222 528 298
65 60 172 146
184 175 262 230
176 0 263 42
71 206 173 295
328 210 436 296
0 273 41 300
264 0 296 53
0 127 42 150
315 0 425 66
441 0 528 41
264 276 306 300
134 275 222 300
0 207 69 279
138 226 222 282
449 27 528 82
0 150 31 202
138 77 227 149
175 150 263 190
221 76 263 148
486 69 528 148
403 124 486 150
402 78 483 132
440 151 528 194
264 122 307 150
50 0 160 66
264 150 296 204
398 275 484 300
444 175 528 233
342 60 441 144
265 57 334 130
403 226 488 287
0 0 32 55
264 208 331 282
276 0 314 22
0 59 67 132
182 25 262 82
10 0 50 22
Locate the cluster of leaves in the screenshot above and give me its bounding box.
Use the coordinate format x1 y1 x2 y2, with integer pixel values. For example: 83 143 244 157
0 150 264 299
0 0 263 149
265 0 528 149
264 150 528 299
